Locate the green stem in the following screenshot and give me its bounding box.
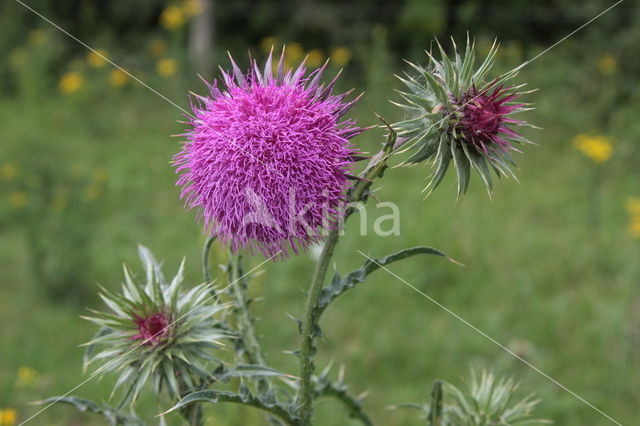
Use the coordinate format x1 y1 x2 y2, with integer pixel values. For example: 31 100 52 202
296 121 396 425
296 227 341 425
229 253 267 366
317 382 374 426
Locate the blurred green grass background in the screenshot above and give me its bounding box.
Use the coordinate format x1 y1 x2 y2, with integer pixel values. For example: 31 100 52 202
2 1 640 425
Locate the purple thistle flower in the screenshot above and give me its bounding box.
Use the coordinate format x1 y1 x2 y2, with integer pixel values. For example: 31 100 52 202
455 84 526 155
174 51 363 258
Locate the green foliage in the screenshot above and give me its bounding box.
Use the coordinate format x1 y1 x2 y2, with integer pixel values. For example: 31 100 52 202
81 246 230 407
442 370 551 425
38 396 143 426
0 144 107 302
396 371 550 426
317 246 453 316
2 5 640 425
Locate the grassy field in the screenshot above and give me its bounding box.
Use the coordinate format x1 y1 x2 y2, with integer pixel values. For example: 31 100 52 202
1 39 639 425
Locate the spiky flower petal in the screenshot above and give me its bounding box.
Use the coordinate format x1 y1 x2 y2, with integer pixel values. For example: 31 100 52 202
174 51 363 258
82 246 230 406
393 38 536 196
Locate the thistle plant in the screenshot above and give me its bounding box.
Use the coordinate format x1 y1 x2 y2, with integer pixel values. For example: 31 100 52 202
393 38 535 195
395 370 550 425
42 41 544 426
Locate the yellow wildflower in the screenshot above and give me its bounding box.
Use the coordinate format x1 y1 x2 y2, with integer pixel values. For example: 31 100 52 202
161 5 186 30
572 134 613 163
93 167 108 183
157 58 177 77
597 54 617 75
330 46 352 66
28 29 46 46
148 39 168 58
284 43 303 67
183 0 203 16
0 408 17 426
306 49 325 68
87 49 108 68
260 36 278 53
84 184 102 201
58 72 84 95
109 69 129 87
626 197 640 216
1 164 18 181
629 218 640 239
8 192 28 209
16 367 37 387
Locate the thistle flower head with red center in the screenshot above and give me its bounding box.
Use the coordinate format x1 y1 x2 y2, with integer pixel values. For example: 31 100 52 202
174 50 364 258
132 312 170 345
82 246 230 406
393 38 535 196
456 84 524 154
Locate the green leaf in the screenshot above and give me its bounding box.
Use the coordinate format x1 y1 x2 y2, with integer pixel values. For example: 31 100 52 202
317 246 460 315
37 396 143 426
218 364 292 382
163 390 243 414
83 326 113 371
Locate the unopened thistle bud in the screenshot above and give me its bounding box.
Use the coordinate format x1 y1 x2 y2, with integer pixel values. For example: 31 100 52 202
392 38 536 196
82 246 230 406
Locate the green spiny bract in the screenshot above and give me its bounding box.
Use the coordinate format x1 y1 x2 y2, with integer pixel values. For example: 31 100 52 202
392 38 536 196
81 245 231 407
442 370 551 425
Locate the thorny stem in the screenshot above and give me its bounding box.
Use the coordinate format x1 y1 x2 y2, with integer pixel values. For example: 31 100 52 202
228 253 285 426
296 121 396 425
317 381 374 426
229 253 268 366
296 227 341 425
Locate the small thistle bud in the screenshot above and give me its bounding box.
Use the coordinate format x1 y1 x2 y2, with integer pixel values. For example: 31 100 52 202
392 38 536 196
82 246 230 406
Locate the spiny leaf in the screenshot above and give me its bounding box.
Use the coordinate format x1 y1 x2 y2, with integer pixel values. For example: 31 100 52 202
317 246 461 315
36 396 143 426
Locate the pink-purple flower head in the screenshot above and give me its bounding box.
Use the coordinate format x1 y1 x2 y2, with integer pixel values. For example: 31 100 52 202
174 50 363 258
